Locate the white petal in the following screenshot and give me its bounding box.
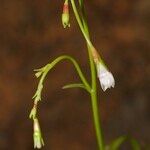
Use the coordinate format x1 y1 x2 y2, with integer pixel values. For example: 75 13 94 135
97 63 115 91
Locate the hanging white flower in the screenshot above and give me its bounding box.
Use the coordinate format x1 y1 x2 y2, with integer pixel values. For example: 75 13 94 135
97 62 115 91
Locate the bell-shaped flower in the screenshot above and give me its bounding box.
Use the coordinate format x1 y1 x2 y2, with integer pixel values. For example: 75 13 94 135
97 62 115 91
33 118 44 149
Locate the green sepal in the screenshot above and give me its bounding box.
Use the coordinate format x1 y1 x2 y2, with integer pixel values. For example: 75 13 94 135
62 13 70 28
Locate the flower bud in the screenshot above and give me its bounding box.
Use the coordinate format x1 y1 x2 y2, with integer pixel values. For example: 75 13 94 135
97 62 115 91
62 0 70 28
33 118 44 149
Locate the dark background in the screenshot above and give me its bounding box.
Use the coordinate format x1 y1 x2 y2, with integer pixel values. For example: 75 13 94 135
0 0 149 149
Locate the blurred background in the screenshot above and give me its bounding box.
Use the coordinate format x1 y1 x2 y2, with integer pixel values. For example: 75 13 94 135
0 0 149 149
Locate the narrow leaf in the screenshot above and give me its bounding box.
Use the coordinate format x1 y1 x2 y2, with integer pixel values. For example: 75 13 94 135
107 136 127 150
130 138 141 150
62 83 86 90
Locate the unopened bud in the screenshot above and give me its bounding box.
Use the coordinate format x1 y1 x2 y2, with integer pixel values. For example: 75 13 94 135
33 118 44 149
62 0 70 28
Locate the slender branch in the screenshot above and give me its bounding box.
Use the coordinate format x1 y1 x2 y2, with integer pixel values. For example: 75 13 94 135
78 0 95 88
35 55 91 99
30 55 91 119
49 55 91 91
78 0 90 37
70 0 93 48
71 0 105 65
77 0 96 88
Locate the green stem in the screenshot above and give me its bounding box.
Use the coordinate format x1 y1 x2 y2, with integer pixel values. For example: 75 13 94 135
71 0 104 65
90 92 104 150
71 1 104 150
70 0 93 48
37 55 91 94
78 0 94 87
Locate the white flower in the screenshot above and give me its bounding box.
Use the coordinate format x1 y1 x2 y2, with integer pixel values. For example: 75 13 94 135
33 118 44 149
97 63 115 91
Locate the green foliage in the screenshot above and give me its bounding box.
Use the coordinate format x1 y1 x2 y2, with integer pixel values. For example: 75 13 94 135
105 136 127 150
105 136 143 150
130 138 141 150
62 83 87 90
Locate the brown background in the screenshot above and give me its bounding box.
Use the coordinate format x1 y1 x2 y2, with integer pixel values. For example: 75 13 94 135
0 0 149 150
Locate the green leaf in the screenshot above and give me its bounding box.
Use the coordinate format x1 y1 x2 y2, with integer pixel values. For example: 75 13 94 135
35 71 43 78
130 138 141 150
106 136 127 150
29 107 37 119
62 83 86 90
34 65 48 72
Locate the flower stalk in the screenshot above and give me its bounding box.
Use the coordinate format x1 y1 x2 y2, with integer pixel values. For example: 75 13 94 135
29 1 116 150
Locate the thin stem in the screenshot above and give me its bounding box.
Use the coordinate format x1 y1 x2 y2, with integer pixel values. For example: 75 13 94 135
71 0 105 150
71 0 105 65
78 0 94 87
70 0 93 48
30 55 91 119
78 0 95 87
37 55 91 94
78 0 90 37
50 55 91 91
91 92 104 150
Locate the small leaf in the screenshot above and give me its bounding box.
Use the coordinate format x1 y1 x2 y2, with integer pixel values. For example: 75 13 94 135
62 83 86 90
29 107 37 119
32 84 43 102
34 66 46 72
34 64 51 73
130 138 141 150
107 136 127 150
35 71 43 78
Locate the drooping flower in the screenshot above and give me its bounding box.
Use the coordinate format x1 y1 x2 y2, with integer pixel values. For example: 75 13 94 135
97 62 115 91
62 0 70 28
33 118 44 149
